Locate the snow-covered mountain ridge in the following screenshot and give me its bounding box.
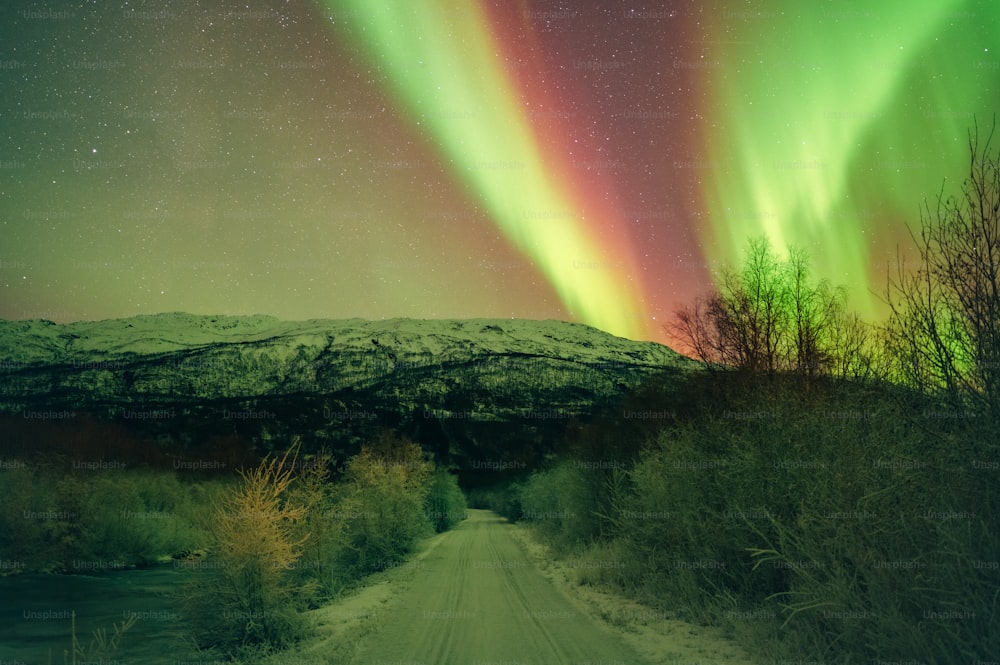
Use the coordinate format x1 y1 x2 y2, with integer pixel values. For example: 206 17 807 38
0 313 684 365
0 314 696 464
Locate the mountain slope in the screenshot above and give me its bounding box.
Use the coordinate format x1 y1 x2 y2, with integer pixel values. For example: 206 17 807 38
0 314 696 466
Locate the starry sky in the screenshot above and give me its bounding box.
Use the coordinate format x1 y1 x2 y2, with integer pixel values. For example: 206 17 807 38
0 1 997 343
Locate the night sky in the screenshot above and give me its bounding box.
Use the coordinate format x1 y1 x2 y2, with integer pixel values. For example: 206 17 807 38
1 1 997 343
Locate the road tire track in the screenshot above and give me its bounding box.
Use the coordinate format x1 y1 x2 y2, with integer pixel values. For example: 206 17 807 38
351 509 652 665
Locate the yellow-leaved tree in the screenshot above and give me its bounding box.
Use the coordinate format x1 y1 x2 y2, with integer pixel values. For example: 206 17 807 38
182 440 312 654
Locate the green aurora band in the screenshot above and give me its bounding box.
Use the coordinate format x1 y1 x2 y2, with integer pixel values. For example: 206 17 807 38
703 0 1000 319
329 0 997 334
331 0 649 340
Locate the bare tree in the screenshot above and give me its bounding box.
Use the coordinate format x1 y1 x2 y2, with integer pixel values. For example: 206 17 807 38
669 294 727 371
728 237 789 373
670 237 870 380
885 119 1000 416
786 246 842 377
829 310 880 380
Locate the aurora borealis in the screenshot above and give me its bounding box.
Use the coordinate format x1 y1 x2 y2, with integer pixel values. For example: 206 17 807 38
1 1 997 342
704 2 999 322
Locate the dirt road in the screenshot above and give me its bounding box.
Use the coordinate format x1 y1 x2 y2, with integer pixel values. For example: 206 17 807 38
352 509 650 665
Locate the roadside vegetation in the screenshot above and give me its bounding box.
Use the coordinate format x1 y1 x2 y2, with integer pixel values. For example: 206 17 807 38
181 431 466 658
0 429 466 661
508 126 1000 663
0 463 226 573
